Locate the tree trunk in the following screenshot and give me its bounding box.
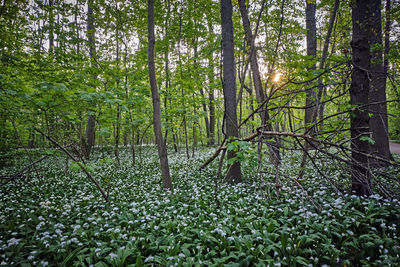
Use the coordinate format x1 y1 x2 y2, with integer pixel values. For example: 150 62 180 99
369 0 390 166
147 0 172 190
177 1 190 159
163 0 171 147
114 104 121 165
208 74 216 146
317 0 340 132
74 0 80 54
83 0 97 160
48 0 54 55
350 0 372 196
207 20 216 146
221 0 241 184
304 0 318 136
114 5 121 166
238 0 280 165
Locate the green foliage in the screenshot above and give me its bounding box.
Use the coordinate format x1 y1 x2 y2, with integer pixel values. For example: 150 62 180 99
1 148 399 266
226 138 257 165
360 136 376 145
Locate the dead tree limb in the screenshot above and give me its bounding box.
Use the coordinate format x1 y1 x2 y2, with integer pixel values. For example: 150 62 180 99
0 155 49 187
34 128 109 203
199 137 226 170
258 130 400 168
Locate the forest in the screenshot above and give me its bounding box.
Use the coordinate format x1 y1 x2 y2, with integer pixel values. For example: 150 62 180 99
1 0 400 266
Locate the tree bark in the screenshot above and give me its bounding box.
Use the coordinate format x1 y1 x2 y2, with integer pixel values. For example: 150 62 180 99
221 0 242 184
83 0 97 160
304 0 318 136
147 0 172 190
369 0 390 166
350 0 372 196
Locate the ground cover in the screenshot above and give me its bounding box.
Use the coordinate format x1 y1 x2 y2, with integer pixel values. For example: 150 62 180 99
0 147 399 266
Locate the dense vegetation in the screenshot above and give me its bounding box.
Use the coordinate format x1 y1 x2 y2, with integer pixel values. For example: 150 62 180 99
1 148 400 266
1 0 400 265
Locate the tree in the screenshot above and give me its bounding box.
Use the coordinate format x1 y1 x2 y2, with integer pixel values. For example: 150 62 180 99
220 0 241 184
83 0 97 160
369 0 391 166
147 0 172 190
304 0 318 136
350 0 372 196
238 0 280 165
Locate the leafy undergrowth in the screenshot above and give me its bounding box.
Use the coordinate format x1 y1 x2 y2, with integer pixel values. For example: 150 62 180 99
0 147 399 266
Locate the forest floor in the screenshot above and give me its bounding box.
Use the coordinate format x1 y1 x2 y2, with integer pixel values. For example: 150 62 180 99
389 142 400 154
0 146 399 266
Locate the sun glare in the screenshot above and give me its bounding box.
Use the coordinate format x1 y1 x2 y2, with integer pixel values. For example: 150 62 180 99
273 73 282 83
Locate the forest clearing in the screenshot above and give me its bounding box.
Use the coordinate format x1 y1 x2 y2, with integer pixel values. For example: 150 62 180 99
1 0 400 266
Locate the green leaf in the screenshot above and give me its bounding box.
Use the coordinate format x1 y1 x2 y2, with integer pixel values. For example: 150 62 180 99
360 136 375 145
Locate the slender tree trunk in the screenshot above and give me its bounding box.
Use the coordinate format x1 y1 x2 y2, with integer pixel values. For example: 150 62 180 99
207 20 216 146
237 0 265 109
123 39 135 166
199 87 210 144
147 0 172 190
177 0 189 159
369 0 390 166
208 76 216 146
221 0 242 184
75 0 80 54
114 104 121 165
163 0 171 146
114 5 121 166
48 0 54 55
317 0 339 131
350 0 372 196
238 0 280 165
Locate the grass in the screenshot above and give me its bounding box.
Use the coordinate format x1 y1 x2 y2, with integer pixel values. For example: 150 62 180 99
0 146 399 266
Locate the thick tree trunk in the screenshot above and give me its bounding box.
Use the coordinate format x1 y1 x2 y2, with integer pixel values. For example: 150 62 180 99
83 114 96 159
304 0 318 135
350 0 372 196
369 0 390 166
221 0 241 184
147 0 172 190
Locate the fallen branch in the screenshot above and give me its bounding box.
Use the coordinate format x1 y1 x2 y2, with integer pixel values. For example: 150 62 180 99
34 128 109 203
199 132 261 170
199 137 226 170
0 154 48 187
258 130 400 168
